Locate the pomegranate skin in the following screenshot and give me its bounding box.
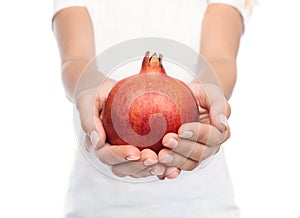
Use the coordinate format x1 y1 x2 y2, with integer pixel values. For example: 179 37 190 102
102 52 199 153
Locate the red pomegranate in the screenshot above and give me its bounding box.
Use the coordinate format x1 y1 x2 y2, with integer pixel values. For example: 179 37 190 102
102 51 199 153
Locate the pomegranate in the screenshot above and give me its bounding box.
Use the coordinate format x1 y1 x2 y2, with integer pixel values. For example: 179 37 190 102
102 51 199 153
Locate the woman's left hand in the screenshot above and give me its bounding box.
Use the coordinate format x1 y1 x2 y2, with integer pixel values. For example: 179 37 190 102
158 82 231 179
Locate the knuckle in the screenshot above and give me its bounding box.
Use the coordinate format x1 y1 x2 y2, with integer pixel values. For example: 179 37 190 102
194 150 205 162
225 129 231 140
226 101 231 117
197 147 209 162
220 128 230 144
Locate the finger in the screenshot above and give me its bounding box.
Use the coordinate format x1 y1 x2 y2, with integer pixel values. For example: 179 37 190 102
76 89 98 133
177 122 225 147
89 121 106 149
164 167 181 179
84 135 93 152
210 99 231 132
131 164 165 178
221 126 231 144
164 134 200 161
140 149 159 166
96 144 141 165
163 123 229 162
111 161 147 177
197 84 231 132
198 109 210 124
158 149 199 171
76 89 106 149
175 138 219 162
163 123 224 148
113 150 162 178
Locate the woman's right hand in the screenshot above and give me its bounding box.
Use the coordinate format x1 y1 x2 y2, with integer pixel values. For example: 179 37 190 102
75 80 165 178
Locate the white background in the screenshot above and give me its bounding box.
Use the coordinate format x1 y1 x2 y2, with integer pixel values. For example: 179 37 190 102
0 0 299 218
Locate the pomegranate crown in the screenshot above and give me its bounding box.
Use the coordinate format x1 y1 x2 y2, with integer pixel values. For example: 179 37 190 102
140 51 166 74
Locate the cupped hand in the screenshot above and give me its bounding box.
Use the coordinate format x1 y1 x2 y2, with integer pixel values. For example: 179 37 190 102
158 82 231 177
83 134 165 178
76 80 165 178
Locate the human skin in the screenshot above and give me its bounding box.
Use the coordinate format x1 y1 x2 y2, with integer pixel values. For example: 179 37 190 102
53 3 243 179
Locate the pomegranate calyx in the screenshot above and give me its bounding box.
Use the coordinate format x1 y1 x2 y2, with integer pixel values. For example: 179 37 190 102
140 51 166 74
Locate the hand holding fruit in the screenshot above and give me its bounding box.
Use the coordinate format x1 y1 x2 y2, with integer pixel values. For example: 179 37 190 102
75 79 166 178
159 82 231 173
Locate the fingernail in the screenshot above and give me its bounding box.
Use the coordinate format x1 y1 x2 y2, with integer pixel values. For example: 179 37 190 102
90 131 100 148
179 131 193 139
144 159 158 166
165 138 178 148
161 154 173 163
150 168 164 176
150 170 157 175
126 155 140 161
218 114 228 129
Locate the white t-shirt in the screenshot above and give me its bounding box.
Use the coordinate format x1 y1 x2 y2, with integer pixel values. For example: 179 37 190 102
54 0 248 54
53 1 248 218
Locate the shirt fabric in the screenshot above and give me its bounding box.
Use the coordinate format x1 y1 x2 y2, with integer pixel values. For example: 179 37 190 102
53 1 247 217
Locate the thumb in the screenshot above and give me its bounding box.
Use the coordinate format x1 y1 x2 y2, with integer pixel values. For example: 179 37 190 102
76 88 106 149
200 84 231 132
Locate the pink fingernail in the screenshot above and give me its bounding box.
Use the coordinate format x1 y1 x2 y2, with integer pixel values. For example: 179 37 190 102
179 131 193 139
90 131 100 148
150 168 164 176
218 114 228 129
144 159 158 166
150 170 157 175
165 138 178 148
126 155 140 161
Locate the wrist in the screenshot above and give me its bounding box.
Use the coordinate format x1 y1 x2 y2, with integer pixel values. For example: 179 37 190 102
191 56 236 100
204 58 237 100
61 60 116 103
61 60 91 102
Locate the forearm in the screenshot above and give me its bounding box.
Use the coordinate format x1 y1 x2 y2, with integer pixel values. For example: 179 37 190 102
208 59 237 99
200 4 243 99
61 60 92 102
53 7 97 103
